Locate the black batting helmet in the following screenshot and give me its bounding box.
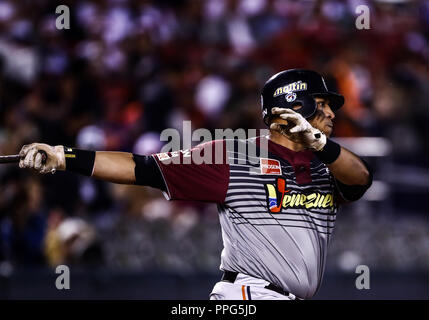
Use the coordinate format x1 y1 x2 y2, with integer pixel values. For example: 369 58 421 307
261 69 344 125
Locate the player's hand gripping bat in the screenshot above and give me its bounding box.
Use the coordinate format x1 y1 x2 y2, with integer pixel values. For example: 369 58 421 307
2 143 66 174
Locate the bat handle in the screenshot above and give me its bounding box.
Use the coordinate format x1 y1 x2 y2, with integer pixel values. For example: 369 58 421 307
0 155 21 163
0 150 48 164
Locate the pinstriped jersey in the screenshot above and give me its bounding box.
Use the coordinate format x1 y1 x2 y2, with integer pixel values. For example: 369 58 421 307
153 136 340 299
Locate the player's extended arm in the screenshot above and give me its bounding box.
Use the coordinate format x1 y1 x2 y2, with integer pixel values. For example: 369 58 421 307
92 152 165 190
18 143 166 189
92 151 136 184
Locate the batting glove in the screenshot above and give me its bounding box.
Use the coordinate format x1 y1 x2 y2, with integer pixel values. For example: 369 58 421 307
19 143 66 174
270 108 327 151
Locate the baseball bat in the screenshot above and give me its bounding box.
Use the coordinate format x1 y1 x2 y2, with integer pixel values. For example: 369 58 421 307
0 155 20 163
0 151 47 164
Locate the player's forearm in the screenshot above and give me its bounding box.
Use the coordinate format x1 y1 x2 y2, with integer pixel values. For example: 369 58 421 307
79 150 166 189
327 147 370 186
314 138 371 186
92 151 136 184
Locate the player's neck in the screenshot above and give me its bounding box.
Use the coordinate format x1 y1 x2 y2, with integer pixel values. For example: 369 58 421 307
268 131 306 152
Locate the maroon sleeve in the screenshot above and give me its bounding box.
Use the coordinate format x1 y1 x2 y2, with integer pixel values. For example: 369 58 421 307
152 140 230 203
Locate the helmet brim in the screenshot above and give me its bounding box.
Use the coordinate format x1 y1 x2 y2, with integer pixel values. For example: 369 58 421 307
311 92 344 111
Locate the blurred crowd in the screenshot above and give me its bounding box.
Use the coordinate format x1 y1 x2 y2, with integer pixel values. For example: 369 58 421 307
0 0 429 273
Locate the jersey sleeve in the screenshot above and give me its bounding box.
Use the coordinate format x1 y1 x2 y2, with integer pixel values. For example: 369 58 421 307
152 140 230 203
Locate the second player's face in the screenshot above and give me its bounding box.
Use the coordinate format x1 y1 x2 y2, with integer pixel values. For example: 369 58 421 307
308 97 335 137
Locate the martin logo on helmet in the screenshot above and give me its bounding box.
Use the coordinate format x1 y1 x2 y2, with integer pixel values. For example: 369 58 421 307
273 81 307 97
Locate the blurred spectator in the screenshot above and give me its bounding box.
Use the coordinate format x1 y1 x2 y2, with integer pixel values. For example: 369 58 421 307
45 215 103 267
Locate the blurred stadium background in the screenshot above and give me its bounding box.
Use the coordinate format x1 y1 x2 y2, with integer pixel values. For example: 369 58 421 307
0 0 429 299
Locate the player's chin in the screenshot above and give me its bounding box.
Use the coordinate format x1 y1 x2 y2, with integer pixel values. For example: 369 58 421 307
323 124 333 137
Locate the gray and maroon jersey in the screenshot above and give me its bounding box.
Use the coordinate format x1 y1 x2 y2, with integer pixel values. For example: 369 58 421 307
153 136 342 299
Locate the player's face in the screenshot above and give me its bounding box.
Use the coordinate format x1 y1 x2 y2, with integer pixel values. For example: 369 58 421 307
308 97 335 137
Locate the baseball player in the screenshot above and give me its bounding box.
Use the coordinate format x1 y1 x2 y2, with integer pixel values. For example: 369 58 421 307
18 69 372 300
